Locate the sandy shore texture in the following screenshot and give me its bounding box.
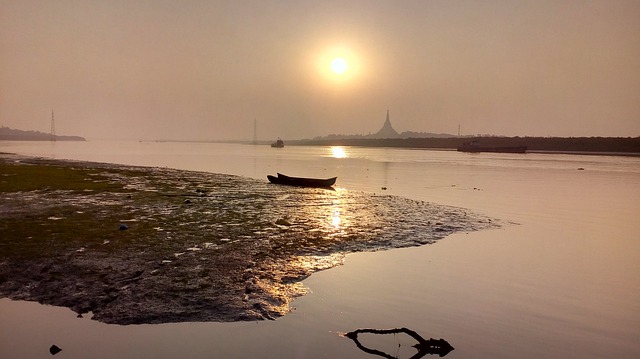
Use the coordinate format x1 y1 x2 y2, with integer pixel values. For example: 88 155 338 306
0 154 499 324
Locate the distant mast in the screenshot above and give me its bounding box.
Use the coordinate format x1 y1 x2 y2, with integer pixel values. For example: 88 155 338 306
50 110 56 142
253 118 257 145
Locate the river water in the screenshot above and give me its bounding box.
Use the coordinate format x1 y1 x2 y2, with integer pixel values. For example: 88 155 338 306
1 140 639 358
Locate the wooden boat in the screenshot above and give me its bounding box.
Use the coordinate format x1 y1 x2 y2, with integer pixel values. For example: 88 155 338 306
270 138 284 148
457 141 527 153
267 173 337 188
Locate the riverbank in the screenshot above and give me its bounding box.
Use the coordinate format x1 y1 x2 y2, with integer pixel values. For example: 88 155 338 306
0 153 498 324
0 127 86 141
290 136 640 154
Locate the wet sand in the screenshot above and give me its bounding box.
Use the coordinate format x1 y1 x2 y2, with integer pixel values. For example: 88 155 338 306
0 154 498 324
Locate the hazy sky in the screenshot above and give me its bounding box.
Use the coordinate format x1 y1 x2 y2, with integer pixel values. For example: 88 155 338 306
1 0 639 140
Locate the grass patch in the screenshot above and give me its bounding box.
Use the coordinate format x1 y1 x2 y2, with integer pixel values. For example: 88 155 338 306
0 159 125 193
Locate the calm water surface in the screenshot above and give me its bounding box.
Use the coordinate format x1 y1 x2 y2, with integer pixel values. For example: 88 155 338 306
1 140 639 358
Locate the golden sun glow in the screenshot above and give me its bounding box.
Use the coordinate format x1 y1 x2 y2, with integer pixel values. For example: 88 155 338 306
312 44 364 86
331 57 348 74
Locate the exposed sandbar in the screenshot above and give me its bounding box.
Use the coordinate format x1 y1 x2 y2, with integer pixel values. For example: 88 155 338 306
0 154 499 324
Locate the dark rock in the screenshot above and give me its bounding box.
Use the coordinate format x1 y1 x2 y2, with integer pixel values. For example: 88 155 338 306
49 345 62 355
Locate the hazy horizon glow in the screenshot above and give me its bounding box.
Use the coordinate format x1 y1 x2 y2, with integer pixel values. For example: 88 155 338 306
1 0 639 140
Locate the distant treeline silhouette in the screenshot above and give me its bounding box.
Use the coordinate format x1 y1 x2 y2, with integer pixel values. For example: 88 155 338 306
0 127 85 141
294 136 640 154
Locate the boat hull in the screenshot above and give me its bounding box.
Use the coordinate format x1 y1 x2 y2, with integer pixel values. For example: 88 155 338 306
267 173 337 188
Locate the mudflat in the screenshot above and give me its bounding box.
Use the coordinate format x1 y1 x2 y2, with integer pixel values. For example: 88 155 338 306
0 154 498 324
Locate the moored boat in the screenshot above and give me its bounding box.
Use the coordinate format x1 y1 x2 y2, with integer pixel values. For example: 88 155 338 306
267 173 337 188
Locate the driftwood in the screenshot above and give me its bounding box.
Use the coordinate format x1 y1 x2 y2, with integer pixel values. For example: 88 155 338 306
344 328 454 358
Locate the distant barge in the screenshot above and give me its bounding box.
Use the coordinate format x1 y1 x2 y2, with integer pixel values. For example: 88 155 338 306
457 141 527 153
271 138 284 148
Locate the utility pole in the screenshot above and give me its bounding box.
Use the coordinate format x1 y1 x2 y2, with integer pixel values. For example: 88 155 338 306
253 119 257 144
50 110 56 142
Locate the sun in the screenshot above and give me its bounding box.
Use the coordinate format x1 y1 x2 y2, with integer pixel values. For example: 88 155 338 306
331 57 348 74
312 44 365 86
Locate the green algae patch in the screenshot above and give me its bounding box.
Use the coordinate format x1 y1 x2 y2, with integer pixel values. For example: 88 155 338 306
0 154 499 324
0 158 131 259
0 158 126 193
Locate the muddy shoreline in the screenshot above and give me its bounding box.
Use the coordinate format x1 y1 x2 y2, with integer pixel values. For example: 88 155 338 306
0 154 499 324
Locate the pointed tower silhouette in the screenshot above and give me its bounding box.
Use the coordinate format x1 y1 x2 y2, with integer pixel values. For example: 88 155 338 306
373 110 399 138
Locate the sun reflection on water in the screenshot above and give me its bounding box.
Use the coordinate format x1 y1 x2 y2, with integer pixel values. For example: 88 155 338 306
330 146 348 158
331 209 341 228
325 191 349 232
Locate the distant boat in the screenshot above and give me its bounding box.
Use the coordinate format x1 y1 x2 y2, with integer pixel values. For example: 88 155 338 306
457 141 527 153
267 173 337 188
271 138 284 148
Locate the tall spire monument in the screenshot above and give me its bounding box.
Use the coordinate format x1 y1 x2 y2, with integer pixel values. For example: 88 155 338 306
372 110 399 138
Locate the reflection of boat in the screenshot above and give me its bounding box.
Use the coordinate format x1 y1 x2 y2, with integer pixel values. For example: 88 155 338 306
457 141 527 153
271 138 284 148
267 173 337 188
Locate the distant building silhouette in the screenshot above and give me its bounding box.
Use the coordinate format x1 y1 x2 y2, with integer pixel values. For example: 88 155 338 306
310 109 458 141
372 110 399 138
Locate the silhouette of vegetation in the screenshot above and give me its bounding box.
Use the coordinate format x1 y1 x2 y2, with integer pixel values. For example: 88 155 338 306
0 126 85 141
294 136 640 154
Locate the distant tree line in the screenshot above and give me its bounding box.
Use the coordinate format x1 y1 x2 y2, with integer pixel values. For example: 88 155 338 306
315 130 456 140
0 127 85 141
293 136 640 154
